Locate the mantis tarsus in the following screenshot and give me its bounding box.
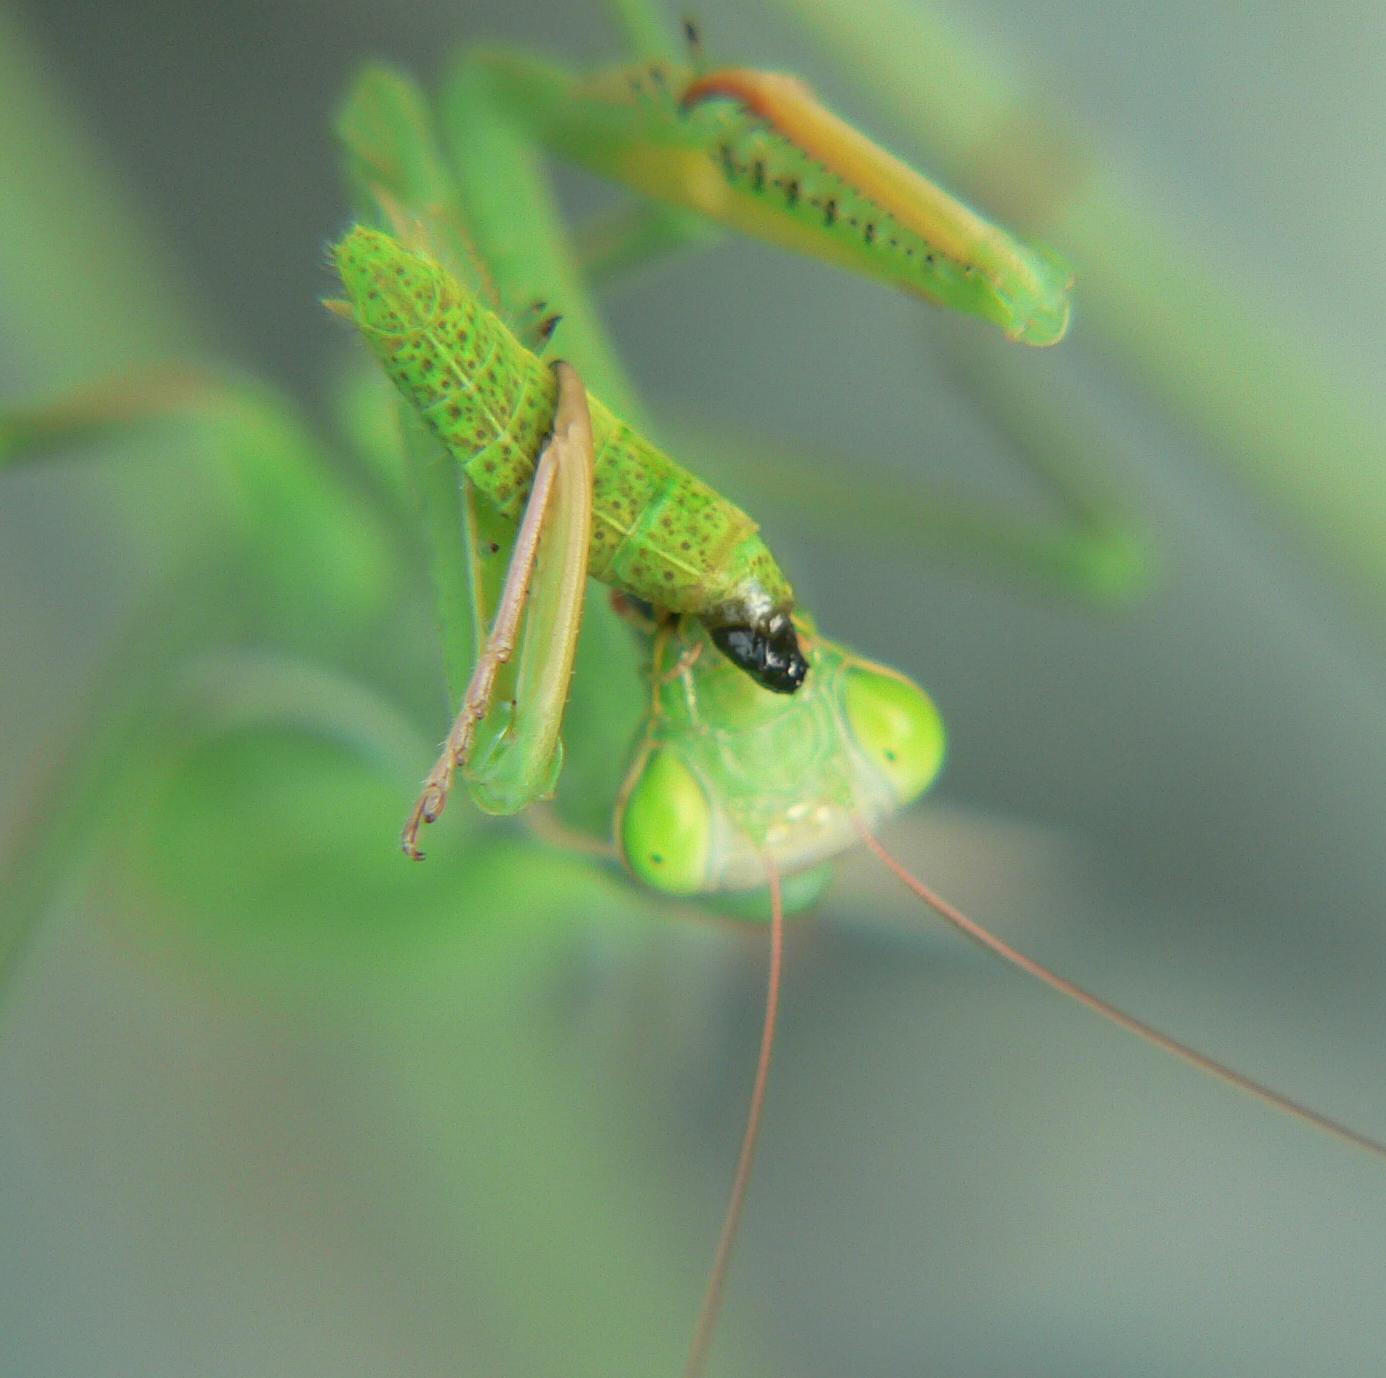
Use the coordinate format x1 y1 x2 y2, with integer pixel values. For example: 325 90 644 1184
4 2 1386 1374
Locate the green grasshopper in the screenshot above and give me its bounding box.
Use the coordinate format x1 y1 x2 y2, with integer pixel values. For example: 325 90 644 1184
325 22 1386 1375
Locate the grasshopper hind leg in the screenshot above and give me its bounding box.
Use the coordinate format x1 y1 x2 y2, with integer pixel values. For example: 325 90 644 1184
402 360 594 858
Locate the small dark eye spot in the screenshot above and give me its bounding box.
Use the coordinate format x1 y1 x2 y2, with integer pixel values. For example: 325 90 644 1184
650 853 664 865
884 749 898 762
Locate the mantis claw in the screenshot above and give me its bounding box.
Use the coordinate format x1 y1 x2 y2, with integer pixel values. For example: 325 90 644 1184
402 779 450 859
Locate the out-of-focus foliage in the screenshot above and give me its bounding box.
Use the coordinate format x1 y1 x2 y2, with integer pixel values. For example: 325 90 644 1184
4 2 1386 1377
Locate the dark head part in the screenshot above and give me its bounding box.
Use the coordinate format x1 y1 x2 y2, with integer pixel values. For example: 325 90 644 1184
710 613 809 694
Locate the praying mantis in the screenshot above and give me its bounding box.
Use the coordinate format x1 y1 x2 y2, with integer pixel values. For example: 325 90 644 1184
8 2 1386 1375
327 29 1091 880
326 15 1386 1374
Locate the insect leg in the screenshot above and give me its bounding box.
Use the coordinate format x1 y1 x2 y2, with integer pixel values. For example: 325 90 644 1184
402 360 594 855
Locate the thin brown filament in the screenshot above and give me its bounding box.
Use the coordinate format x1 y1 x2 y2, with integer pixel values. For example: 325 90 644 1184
682 864 785 1378
856 819 1386 1164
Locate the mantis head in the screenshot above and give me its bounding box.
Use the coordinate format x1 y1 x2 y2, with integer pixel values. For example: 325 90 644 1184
615 619 945 899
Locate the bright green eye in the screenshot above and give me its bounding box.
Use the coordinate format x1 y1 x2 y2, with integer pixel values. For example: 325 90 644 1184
843 667 946 805
618 749 712 896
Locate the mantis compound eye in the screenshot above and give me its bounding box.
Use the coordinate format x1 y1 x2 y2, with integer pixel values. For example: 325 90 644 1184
843 666 946 807
710 614 808 693
618 749 712 895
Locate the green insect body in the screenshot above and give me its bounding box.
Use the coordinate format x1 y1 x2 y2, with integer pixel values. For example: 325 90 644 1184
617 616 947 900
334 226 794 632
481 53 1072 345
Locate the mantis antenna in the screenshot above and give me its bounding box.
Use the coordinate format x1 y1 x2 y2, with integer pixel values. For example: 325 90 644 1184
855 819 1386 1164
683 859 785 1378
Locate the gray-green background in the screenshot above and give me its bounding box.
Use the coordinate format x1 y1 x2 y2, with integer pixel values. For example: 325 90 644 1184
3 1 1386 1375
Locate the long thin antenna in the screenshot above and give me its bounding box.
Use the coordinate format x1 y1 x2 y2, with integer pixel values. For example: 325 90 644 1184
682 863 785 1378
856 820 1386 1164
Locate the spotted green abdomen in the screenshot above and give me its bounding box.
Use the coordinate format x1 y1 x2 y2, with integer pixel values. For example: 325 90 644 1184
333 226 793 618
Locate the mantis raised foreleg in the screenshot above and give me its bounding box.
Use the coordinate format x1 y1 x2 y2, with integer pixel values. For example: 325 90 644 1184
450 31 1148 609
401 359 594 851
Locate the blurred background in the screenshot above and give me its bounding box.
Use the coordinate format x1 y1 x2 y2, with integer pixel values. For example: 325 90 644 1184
3 1 1386 1375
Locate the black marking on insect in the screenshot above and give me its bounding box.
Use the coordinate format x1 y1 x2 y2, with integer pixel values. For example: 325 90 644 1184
682 71 970 290
710 614 808 694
